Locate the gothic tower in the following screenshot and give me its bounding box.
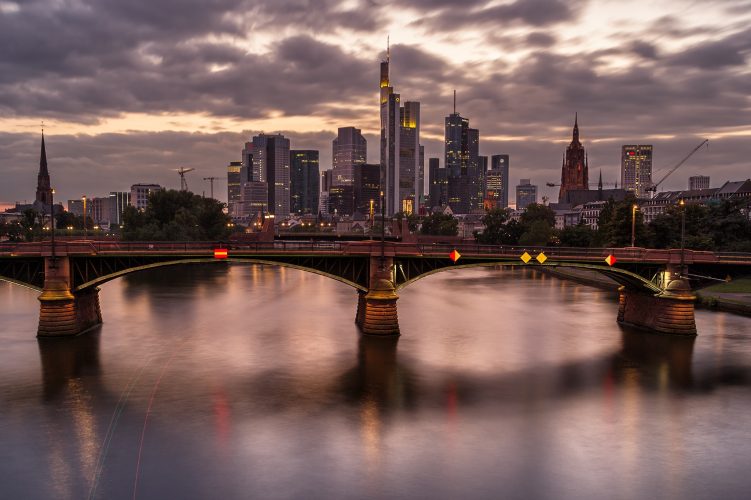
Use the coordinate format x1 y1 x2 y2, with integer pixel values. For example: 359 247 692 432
558 114 589 202
35 133 53 211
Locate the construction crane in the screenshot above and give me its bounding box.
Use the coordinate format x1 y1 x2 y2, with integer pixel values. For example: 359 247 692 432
174 167 195 191
202 177 222 200
646 139 709 196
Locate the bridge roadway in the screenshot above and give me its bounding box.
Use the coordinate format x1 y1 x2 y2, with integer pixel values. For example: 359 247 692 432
1 240 750 338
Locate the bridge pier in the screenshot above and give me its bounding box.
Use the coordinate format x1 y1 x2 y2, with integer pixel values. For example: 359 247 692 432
356 257 400 336
38 257 102 337
617 274 696 335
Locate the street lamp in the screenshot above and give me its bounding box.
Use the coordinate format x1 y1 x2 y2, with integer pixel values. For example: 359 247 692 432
50 188 56 263
631 203 638 247
380 190 386 270
82 195 87 240
679 198 686 276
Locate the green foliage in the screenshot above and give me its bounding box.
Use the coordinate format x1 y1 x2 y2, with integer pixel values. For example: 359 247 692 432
519 203 556 246
475 208 515 244
122 189 231 241
420 212 458 236
559 222 596 247
646 198 751 251
394 211 419 232
596 195 648 247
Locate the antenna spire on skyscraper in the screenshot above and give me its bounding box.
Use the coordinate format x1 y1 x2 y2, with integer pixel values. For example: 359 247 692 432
387 35 390 63
453 89 456 114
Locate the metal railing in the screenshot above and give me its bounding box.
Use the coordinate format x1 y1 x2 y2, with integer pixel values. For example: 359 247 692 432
1 240 750 265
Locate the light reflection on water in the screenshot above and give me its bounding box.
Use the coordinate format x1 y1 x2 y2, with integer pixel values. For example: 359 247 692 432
1 264 751 499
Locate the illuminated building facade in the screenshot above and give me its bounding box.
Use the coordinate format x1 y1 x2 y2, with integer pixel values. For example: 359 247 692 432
445 99 482 214
290 150 320 215
621 144 653 198
379 44 422 215
251 133 291 218
227 161 242 217
559 114 589 202
332 127 366 186
108 191 130 225
516 179 538 209
130 183 162 210
486 154 510 209
355 163 380 215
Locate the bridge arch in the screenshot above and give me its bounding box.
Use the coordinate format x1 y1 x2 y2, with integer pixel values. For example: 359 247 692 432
73 257 368 292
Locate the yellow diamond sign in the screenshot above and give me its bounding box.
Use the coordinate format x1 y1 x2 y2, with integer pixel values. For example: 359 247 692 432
536 252 547 264
520 252 532 264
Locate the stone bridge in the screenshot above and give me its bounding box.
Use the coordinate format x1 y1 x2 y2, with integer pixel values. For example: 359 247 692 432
2 240 750 338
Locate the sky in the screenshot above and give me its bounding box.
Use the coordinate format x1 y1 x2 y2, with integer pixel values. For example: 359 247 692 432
1 0 750 209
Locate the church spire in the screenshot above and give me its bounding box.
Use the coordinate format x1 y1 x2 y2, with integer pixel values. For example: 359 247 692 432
40 131 48 177
36 131 53 209
572 112 579 143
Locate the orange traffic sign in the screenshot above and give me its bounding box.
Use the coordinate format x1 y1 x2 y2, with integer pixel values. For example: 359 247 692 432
214 248 229 259
520 252 532 264
605 254 616 266
536 252 547 264
449 250 461 262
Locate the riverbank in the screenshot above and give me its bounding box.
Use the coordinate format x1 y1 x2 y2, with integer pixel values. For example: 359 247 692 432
538 268 751 318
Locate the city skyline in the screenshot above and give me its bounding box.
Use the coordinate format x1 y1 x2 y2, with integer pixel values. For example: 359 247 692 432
1 0 750 207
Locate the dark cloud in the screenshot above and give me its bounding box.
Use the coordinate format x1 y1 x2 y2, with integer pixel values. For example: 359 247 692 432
1 0 750 207
412 0 587 31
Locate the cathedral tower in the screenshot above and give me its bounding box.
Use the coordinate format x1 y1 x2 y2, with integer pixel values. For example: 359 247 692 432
558 114 589 202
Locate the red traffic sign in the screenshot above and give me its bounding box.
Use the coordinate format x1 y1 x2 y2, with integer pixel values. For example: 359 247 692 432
449 250 461 262
605 254 617 266
214 248 229 259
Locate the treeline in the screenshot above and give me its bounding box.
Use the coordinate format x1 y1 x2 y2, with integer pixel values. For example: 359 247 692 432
122 190 231 241
476 196 751 251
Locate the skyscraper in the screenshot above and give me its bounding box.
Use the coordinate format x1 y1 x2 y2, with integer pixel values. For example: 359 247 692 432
354 163 381 215
250 133 291 218
290 150 320 215
379 43 422 215
516 179 538 209
227 161 242 217
428 157 448 208
621 145 653 198
489 154 510 208
559 114 589 202
399 101 421 214
332 127 366 186
444 94 482 214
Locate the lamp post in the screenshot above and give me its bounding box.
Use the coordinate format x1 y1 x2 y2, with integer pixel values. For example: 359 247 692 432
631 203 638 247
380 190 386 271
50 188 56 263
82 195 87 240
679 198 686 277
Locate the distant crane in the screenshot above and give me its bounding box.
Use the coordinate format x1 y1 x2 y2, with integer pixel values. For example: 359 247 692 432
203 177 222 200
174 167 195 191
646 139 709 196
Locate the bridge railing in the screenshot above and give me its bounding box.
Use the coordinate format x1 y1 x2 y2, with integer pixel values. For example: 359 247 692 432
1 240 750 265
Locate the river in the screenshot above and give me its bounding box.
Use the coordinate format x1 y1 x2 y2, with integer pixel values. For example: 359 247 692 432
1 264 751 499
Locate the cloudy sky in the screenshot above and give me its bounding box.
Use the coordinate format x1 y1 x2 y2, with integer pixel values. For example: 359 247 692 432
1 0 749 208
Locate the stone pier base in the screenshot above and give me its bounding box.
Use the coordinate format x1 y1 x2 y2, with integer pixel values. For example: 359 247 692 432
38 285 102 337
357 279 400 336
617 278 696 335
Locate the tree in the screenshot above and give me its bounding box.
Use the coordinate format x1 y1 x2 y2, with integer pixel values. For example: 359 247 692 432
597 195 648 247
558 222 596 247
122 189 231 241
518 203 556 246
476 208 516 244
420 212 458 236
394 211 419 232
19 209 43 241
